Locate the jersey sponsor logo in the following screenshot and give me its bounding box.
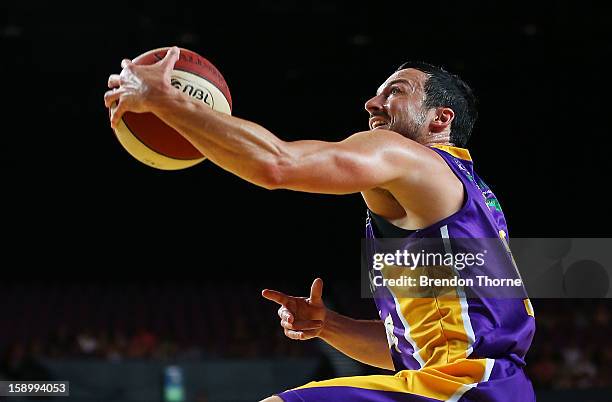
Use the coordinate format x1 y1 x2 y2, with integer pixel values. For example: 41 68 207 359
486 198 503 212
454 159 475 182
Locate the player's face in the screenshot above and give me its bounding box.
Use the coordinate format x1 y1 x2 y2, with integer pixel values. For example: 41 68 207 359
365 68 428 140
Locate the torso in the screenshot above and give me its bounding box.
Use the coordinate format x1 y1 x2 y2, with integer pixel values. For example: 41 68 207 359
361 188 405 220
365 145 536 372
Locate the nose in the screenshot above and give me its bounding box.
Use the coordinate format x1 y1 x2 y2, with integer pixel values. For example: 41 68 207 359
365 93 385 116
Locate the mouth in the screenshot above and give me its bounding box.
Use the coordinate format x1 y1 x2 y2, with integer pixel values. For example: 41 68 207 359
369 118 389 130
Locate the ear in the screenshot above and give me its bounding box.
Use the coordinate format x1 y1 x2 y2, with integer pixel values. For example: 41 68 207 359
429 107 454 133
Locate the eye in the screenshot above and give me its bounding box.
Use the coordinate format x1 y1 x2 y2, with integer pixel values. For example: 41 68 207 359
390 86 401 95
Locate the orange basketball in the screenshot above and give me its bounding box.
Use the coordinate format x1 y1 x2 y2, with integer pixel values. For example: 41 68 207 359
113 47 232 170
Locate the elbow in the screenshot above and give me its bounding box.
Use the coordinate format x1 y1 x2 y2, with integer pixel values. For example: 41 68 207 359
257 157 289 190
256 141 295 190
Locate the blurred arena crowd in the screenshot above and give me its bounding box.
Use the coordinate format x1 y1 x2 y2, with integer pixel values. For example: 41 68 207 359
1 282 611 391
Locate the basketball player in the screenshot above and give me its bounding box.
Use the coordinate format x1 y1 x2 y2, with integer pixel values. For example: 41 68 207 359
104 47 536 401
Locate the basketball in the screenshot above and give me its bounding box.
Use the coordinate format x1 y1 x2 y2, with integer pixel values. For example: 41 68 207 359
112 47 232 170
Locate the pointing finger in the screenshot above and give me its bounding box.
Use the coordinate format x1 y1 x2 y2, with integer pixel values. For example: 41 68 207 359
261 289 289 306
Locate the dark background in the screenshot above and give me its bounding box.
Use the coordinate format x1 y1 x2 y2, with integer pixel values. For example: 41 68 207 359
3 1 610 263
1 1 611 400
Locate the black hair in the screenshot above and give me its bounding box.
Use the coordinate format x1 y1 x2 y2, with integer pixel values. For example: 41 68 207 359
396 61 477 147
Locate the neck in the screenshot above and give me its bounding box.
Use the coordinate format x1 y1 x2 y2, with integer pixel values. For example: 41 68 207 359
420 134 453 148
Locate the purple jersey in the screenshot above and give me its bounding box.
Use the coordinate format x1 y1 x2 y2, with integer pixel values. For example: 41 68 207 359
366 145 535 371
278 145 536 402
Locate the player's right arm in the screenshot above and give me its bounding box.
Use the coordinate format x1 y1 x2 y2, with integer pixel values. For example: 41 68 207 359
319 309 394 371
262 278 394 371
104 48 462 216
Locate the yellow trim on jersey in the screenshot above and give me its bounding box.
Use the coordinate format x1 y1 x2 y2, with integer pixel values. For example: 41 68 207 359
294 358 491 400
431 145 472 161
523 299 535 317
406 295 473 364
381 265 473 366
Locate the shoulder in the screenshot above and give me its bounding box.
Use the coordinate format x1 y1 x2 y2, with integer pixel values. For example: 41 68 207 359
342 130 446 165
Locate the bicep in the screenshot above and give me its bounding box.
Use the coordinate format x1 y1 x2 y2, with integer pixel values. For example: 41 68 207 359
273 131 423 194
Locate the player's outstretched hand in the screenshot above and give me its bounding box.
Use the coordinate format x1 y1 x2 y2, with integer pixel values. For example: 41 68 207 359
262 278 326 341
104 46 181 129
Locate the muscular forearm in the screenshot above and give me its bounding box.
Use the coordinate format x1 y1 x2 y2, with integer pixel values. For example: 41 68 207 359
320 309 394 370
152 90 286 188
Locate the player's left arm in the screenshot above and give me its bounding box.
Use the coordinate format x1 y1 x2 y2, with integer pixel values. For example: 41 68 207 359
104 47 429 194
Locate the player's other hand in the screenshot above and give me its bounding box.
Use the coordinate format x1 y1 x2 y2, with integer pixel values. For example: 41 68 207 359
262 278 326 341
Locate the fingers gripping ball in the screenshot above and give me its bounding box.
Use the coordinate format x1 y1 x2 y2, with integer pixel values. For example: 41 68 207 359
112 47 232 170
